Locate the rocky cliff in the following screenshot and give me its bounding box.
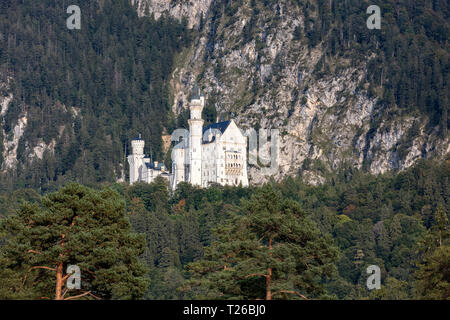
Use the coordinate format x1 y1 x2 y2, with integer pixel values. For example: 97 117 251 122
0 0 447 188
135 0 449 184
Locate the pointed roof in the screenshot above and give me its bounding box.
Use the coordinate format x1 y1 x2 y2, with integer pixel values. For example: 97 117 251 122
192 83 199 99
132 133 143 141
203 120 231 134
191 83 203 100
202 120 232 145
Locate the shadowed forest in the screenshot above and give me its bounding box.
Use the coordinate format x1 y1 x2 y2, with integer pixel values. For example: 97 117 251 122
1 158 448 299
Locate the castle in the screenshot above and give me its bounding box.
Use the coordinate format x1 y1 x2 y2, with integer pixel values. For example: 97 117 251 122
128 89 249 190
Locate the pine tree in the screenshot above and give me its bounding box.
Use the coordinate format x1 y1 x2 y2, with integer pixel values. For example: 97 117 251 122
0 183 149 300
369 277 409 300
183 184 339 300
414 205 449 299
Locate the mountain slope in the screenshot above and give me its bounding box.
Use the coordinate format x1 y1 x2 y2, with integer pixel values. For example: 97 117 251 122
0 0 191 190
0 0 448 190
137 0 449 184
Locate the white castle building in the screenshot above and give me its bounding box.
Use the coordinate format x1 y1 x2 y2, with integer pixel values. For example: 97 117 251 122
128 89 249 190
127 133 171 185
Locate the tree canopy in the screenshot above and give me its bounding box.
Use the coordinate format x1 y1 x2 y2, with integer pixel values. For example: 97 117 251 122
184 185 339 300
0 183 149 300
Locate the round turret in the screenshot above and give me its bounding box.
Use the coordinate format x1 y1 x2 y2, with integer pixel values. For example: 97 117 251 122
131 134 145 155
189 97 204 120
189 84 205 120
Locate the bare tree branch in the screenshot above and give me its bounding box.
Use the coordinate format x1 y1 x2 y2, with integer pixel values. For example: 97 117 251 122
61 288 68 299
244 273 267 279
23 266 56 286
279 290 308 300
29 266 57 272
64 291 92 300
88 292 102 300
62 270 75 283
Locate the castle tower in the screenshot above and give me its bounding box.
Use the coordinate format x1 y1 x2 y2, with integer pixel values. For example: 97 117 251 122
188 85 205 186
128 134 145 184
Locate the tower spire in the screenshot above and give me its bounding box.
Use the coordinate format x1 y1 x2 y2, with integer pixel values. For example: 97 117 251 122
188 85 205 187
192 83 200 99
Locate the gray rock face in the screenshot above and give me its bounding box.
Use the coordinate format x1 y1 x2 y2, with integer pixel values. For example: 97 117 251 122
0 78 62 172
132 0 211 28
134 0 449 185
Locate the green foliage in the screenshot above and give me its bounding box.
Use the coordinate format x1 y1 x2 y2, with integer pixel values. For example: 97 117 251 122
0 0 191 191
121 158 448 300
414 205 450 299
0 188 40 219
183 185 339 300
202 92 218 127
0 156 448 300
0 183 149 299
278 158 448 298
414 245 450 299
369 277 409 300
300 0 449 135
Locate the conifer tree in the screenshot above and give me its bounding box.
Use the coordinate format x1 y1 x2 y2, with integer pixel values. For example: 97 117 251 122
0 183 149 300
414 205 449 299
184 184 339 300
369 277 409 300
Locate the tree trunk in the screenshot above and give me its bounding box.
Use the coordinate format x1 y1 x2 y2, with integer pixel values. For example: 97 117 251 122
55 234 65 300
55 262 63 300
266 238 272 300
265 267 272 300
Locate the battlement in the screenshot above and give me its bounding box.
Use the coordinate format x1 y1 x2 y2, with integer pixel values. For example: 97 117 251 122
131 134 145 155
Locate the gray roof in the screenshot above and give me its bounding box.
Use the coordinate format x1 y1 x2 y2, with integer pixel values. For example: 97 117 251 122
191 83 203 99
132 134 143 141
202 120 231 144
145 162 166 171
203 120 231 134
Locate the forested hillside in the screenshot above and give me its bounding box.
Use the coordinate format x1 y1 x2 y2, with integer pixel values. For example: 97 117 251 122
139 0 449 184
1 158 448 299
121 158 450 299
0 0 448 190
0 0 448 300
0 0 191 191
